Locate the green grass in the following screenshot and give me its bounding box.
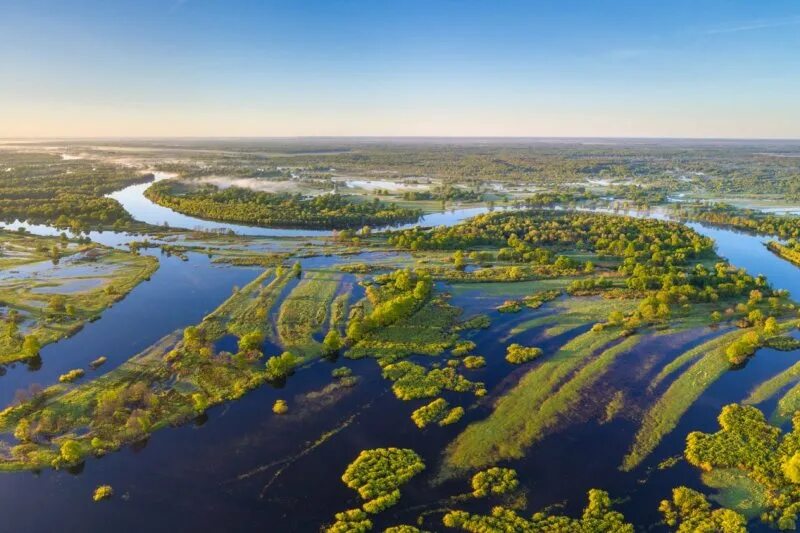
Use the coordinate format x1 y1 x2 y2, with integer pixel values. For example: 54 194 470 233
622 329 746 471
0 243 158 364
443 327 626 473
745 360 800 408
648 329 739 392
0 230 81 268
448 278 572 298
505 297 636 339
0 266 280 471
347 298 460 360
773 380 800 424
276 271 341 358
602 390 626 424
329 288 352 330
221 269 292 339
702 469 769 519
201 269 276 338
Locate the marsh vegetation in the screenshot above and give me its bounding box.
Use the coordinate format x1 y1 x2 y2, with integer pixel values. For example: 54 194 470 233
3 139 800 531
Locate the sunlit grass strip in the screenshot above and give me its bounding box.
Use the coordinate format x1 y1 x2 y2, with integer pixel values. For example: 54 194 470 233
329 288 351 331
443 327 624 472
507 334 639 445
222 270 285 337
773 380 800 424
277 271 341 358
622 330 743 471
200 268 281 339
745 360 800 408
504 297 636 340
648 329 741 391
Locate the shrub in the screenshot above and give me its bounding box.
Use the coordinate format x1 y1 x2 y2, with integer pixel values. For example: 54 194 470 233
725 331 762 365
328 509 372 533
382 361 483 400
783 453 800 484
58 369 85 383
341 448 425 513
192 393 209 412
505 344 542 364
22 335 40 357
265 351 298 381
272 399 288 414
323 329 344 355
59 439 83 464
439 407 465 426
659 486 745 532
89 356 107 369
332 366 353 378
471 467 519 497
411 398 449 428
238 331 265 354
452 341 476 357
384 526 422 533
497 300 522 313
462 356 486 369
93 485 113 502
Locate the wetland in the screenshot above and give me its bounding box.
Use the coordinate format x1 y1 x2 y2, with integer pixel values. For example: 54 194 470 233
2 139 800 531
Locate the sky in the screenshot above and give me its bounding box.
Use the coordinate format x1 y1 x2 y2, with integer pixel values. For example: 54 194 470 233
1 0 799 139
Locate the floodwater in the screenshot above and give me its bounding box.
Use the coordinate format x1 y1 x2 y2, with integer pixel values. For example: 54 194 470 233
0 191 798 531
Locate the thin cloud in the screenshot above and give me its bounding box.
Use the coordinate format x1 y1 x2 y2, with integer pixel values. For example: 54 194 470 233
705 16 800 35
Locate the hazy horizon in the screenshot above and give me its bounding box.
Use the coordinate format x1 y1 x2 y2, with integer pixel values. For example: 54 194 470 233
3 135 800 143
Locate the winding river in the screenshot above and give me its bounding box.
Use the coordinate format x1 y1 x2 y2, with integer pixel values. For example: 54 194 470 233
1 177 799 531
106 172 508 238
1 173 512 245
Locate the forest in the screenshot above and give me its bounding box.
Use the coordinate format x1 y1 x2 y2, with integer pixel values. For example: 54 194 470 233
144 180 423 229
0 152 152 232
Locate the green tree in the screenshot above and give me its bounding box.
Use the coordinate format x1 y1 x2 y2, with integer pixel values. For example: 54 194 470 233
265 351 298 381
323 329 343 355
22 334 40 357
238 331 265 354
183 325 202 347
60 439 83 464
453 250 466 271
48 295 66 313
783 452 800 484
763 316 779 336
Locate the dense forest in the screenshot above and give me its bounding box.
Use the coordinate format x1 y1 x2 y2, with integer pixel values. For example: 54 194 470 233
0 152 151 232
675 203 800 239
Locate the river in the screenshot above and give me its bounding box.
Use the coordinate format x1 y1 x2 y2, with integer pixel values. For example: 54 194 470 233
1 173 512 245
1 179 799 531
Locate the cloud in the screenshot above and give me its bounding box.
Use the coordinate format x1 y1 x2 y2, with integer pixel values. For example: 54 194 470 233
705 16 800 35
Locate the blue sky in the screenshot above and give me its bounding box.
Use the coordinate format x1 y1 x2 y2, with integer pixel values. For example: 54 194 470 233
1 0 799 138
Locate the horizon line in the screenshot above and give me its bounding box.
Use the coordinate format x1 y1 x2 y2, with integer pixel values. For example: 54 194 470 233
2 135 800 142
